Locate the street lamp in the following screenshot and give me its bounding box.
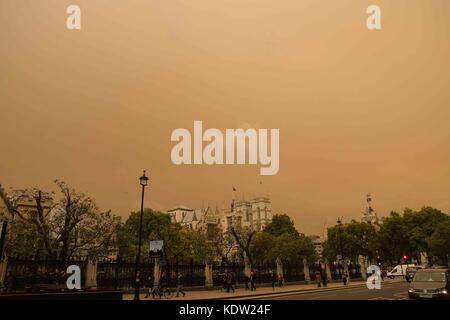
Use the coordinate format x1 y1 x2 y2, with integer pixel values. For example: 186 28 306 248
134 170 149 300
337 217 344 273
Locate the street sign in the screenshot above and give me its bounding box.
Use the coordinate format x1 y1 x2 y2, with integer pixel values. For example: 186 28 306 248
149 240 164 258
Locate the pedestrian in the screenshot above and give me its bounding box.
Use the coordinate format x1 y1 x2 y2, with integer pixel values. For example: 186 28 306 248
222 271 228 292
278 273 284 287
322 270 328 287
5 271 13 292
270 271 276 290
230 271 236 293
145 274 153 298
244 274 250 290
342 271 348 286
315 271 321 288
176 273 186 298
226 271 235 293
250 270 257 291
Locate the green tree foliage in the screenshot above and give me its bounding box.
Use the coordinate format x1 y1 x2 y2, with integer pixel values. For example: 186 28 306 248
323 207 450 265
117 209 215 263
403 207 449 256
428 220 450 263
251 214 316 264
376 211 411 264
263 214 299 237
323 220 377 262
117 209 171 259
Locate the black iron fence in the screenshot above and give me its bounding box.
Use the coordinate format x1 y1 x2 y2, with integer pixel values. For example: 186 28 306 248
161 261 205 287
4 257 363 291
6 256 88 290
283 263 305 282
96 258 206 289
212 263 246 287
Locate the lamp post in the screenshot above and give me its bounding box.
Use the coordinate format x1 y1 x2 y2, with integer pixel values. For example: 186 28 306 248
134 170 149 300
337 217 344 274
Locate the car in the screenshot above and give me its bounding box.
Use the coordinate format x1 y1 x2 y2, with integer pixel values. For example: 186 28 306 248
387 264 415 279
408 267 450 300
405 266 422 282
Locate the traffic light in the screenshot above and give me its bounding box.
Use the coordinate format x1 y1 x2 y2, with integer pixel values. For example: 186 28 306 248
403 255 408 264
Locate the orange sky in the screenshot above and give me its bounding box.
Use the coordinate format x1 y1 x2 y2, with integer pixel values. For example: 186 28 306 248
1 0 449 235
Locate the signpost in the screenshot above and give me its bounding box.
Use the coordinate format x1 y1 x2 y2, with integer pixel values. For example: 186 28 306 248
149 240 164 259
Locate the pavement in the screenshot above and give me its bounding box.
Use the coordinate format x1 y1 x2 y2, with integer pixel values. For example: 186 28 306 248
247 280 410 300
123 278 407 300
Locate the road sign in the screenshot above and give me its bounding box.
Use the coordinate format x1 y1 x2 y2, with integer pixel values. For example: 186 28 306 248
149 240 164 258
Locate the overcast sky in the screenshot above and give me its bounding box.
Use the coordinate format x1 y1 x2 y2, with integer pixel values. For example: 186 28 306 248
1 0 449 235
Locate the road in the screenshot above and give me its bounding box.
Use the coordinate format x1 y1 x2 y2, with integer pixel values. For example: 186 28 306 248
251 281 410 300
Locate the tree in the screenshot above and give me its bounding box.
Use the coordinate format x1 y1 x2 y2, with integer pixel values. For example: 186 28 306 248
184 228 216 263
323 220 377 262
251 232 275 264
230 226 256 266
118 209 216 264
251 214 316 265
8 180 120 262
403 207 449 257
207 225 234 265
264 214 299 237
428 219 450 264
117 208 171 259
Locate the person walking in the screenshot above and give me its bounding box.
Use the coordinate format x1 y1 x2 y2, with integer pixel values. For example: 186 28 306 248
322 269 328 287
222 271 228 292
176 273 186 297
315 271 322 288
144 274 153 298
278 273 284 287
342 271 349 286
244 274 250 290
5 271 13 292
226 271 235 293
250 270 257 291
270 271 276 290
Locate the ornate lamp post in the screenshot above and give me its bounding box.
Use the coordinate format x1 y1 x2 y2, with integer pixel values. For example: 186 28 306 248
337 217 344 275
134 170 149 300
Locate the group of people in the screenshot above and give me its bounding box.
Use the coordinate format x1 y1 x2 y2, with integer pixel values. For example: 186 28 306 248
221 269 258 293
270 271 284 290
144 271 186 298
221 270 237 293
315 269 349 287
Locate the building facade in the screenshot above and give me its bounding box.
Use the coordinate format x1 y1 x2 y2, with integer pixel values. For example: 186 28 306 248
168 195 273 234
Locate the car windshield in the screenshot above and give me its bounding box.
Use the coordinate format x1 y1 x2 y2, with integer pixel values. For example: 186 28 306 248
413 272 446 282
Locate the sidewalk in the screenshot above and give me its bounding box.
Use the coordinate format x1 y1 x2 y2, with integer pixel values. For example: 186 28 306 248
123 280 369 300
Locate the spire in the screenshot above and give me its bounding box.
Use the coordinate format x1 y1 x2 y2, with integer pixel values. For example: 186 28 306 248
362 193 378 224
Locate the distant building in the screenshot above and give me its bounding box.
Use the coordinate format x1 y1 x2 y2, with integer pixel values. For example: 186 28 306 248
168 194 274 234
222 195 273 232
361 193 378 224
308 235 324 259
168 205 221 236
